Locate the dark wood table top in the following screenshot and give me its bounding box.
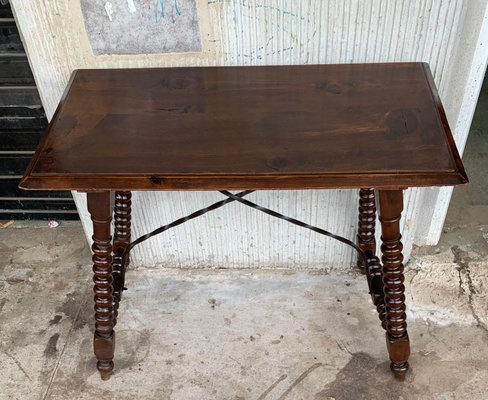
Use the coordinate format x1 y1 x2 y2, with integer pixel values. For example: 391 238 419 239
20 63 467 191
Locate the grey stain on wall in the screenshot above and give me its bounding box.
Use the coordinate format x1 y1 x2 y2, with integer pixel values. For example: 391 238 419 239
80 0 201 55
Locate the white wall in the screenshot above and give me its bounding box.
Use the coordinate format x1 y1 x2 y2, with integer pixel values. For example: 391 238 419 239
11 0 488 269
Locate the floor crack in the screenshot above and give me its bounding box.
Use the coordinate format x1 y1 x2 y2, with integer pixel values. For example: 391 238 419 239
1 346 32 381
451 246 488 334
40 294 88 400
276 362 323 400
257 373 287 400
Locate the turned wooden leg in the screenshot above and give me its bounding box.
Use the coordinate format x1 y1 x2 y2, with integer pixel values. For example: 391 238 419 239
378 189 410 381
357 188 386 329
87 191 115 380
112 191 132 326
357 188 377 272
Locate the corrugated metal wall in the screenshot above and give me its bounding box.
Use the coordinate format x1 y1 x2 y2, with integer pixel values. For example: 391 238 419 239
10 0 488 268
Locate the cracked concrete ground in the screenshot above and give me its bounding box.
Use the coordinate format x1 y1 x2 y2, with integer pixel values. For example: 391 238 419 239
1 77 487 400
1 221 488 400
408 77 488 335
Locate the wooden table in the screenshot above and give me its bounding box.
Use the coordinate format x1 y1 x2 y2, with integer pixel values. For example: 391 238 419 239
20 63 467 381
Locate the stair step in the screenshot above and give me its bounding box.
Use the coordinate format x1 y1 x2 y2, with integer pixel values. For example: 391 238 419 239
0 86 42 107
0 55 34 85
0 210 80 221
0 130 43 151
0 18 22 52
0 198 77 211
0 178 73 198
0 154 32 175
0 3 13 19
0 104 44 119
0 113 47 130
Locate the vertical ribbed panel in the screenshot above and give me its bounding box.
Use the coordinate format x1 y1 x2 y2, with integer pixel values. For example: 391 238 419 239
11 0 485 268
215 0 463 74
124 189 359 269
129 0 463 269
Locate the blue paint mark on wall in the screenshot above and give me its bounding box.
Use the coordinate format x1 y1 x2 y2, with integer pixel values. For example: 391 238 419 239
156 0 183 23
207 0 305 21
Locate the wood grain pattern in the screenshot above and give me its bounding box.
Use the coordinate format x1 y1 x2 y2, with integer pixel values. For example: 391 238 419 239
19 63 467 191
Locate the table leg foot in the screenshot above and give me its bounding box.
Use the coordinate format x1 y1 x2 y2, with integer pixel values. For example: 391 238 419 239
386 333 410 380
94 333 115 380
391 362 409 381
100 371 112 381
88 191 116 380
379 189 410 380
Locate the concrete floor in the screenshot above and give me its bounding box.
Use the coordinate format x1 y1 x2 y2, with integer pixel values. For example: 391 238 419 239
1 224 488 400
0 81 487 399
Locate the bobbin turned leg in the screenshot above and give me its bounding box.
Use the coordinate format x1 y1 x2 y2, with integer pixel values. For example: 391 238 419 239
357 188 386 329
112 191 132 326
378 189 410 380
357 188 377 273
87 191 115 380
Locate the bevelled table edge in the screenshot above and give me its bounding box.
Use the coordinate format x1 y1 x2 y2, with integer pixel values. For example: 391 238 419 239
421 62 468 185
19 170 468 192
19 68 80 192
